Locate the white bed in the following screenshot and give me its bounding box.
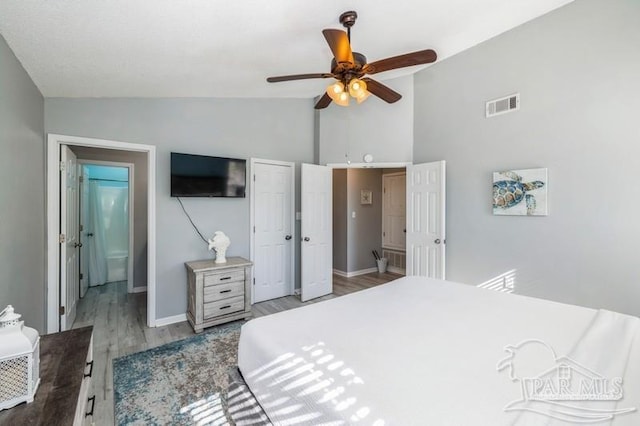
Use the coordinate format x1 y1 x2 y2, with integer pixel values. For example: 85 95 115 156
238 276 640 425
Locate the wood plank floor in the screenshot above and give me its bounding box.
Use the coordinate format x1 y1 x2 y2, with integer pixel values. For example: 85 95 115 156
72 271 402 425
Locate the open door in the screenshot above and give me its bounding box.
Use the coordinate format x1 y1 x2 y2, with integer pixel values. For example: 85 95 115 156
60 146 80 330
79 165 89 298
301 163 332 302
406 161 446 279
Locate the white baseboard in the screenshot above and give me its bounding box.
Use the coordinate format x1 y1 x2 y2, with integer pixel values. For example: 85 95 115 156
333 267 378 278
387 266 406 275
130 286 148 294
155 313 187 327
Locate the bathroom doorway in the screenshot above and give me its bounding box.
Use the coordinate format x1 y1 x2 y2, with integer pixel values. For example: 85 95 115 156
78 161 134 296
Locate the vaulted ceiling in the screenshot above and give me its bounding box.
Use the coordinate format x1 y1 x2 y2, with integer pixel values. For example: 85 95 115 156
0 0 573 98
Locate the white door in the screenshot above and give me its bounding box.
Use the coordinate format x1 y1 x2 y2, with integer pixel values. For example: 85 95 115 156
301 163 332 302
79 165 89 298
382 173 406 250
60 146 79 330
406 161 446 279
253 161 294 303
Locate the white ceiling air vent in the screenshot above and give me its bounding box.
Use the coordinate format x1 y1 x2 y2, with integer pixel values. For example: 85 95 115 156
486 93 520 118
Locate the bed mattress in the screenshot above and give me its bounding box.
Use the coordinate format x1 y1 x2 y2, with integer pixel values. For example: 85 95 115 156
237 276 640 425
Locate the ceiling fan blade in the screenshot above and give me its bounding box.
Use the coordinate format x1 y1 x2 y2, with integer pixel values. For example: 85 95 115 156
267 73 334 83
314 93 332 109
362 78 402 103
322 29 354 64
364 49 437 75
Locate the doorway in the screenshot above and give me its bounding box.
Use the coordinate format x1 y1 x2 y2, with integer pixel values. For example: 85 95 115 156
332 168 407 278
46 134 157 334
78 161 134 295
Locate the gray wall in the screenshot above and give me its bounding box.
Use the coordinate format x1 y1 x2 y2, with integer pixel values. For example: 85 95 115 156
414 0 640 316
319 76 414 165
0 35 45 332
332 169 348 272
70 146 148 289
44 98 314 319
346 169 383 272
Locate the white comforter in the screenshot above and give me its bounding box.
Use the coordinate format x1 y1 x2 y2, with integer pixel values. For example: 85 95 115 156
238 277 640 425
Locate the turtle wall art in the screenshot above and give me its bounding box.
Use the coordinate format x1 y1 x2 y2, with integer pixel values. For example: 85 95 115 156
493 168 548 216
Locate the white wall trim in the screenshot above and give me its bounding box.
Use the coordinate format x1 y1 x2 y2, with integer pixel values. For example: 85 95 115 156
78 159 135 294
332 267 378 278
249 158 296 304
131 286 148 294
46 134 157 333
327 162 411 169
154 313 187 327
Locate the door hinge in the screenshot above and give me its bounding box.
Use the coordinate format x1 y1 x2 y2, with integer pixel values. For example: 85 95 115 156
384 187 386 193
59 306 65 315
253 277 255 285
253 226 256 233
253 174 256 182
79 175 84 183
383 232 386 237
59 161 66 171
79 273 84 280
79 224 84 232
59 234 66 243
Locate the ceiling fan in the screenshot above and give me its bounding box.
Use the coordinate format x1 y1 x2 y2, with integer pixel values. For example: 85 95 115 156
266 11 437 109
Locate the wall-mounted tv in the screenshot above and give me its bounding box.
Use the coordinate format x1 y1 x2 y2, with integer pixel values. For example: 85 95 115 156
171 152 246 198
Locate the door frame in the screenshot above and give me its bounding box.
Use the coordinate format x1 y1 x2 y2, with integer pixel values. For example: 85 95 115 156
249 158 296 304
78 159 135 293
46 134 157 333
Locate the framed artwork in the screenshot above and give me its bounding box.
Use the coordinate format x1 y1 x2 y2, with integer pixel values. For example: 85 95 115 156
360 189 372 205
493 168 548 216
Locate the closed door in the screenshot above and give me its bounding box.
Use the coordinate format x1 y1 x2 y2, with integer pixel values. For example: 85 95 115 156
253 161 294 303
301 163 332 302
382 173 406 250
406 161 446 279
60 146 79 330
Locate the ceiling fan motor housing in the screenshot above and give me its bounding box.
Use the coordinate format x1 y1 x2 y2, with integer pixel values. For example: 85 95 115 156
331 52 367 80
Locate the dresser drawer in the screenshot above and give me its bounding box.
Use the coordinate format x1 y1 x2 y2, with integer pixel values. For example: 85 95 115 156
204 295 245 319
204 280 244 303
204 269 244 287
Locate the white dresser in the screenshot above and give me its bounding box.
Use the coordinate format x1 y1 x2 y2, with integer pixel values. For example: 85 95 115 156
185 257 253 333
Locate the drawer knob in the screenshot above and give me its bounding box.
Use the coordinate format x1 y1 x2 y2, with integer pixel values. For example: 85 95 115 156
220 289 232 294
220 305 231 310
85 395 96 417
84 360 94 378
220 276 232 281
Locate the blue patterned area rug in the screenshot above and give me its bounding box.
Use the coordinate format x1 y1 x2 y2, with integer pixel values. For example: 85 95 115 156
113 321 267 425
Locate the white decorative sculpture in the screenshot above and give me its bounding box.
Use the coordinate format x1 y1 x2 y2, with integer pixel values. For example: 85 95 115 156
208 231 231 263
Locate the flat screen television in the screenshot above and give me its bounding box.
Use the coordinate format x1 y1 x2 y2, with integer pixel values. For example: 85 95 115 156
171 152 246 197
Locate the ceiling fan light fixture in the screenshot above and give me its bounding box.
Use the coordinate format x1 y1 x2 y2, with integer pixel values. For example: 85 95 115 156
335 91 350 107
348 78 367 98
327 81 345 101
356 90 371 104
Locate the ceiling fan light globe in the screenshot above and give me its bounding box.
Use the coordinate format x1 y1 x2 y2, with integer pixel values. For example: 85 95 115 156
348 78 367 98
356 90 371 104
335 91 350 107
327 82 345 101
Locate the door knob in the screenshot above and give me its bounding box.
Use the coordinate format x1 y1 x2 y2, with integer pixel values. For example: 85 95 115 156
434 239 441 244
87 233 94 237
285 235 292 240
304 237 310 242
74 242 83 248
